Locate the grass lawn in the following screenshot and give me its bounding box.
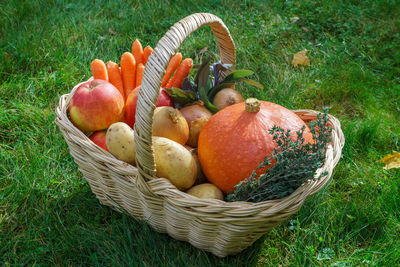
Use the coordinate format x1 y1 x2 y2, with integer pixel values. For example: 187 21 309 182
1 0 400 265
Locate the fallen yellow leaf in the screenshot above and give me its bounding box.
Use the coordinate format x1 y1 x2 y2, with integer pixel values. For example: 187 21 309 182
108 28 118 35
4 52 10 61
292 49 310 67
379 151 400 170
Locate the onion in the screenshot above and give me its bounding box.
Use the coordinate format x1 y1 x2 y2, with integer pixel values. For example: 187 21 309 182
179 102 212 126
152 106 189 145
189 148 206 185
212 88 244 110
187 117 208 147
179 102 212 147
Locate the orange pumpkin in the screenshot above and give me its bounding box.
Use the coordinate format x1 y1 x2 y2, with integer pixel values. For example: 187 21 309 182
198 98 314 194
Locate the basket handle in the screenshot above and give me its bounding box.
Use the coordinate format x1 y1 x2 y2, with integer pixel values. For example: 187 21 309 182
134 13 236 181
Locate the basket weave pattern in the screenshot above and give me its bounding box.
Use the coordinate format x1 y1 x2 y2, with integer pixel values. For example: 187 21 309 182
55 13 345 257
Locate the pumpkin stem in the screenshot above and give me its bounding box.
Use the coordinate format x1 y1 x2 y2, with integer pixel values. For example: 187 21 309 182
245 98 261 113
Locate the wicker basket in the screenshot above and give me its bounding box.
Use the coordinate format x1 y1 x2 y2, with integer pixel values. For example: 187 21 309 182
55 13 345 257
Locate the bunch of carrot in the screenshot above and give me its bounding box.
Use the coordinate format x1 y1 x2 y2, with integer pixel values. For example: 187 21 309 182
90 39 193 102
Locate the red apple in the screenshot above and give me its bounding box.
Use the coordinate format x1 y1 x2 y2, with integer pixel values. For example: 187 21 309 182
89 130 108 151
69 79 124 132
125 87 173 128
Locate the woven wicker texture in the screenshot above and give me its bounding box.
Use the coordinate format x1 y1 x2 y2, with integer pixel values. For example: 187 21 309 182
55 13 345 257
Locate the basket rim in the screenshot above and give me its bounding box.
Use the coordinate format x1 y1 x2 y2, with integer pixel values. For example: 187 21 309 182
55 80 344 216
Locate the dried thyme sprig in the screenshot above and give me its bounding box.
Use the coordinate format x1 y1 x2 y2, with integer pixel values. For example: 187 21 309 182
226 110 332 203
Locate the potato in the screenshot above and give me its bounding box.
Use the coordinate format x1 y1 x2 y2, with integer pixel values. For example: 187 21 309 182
153 136 196 190
186 183 224 200
106 122 136 165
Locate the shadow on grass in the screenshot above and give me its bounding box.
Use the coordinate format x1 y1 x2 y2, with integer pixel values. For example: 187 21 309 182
37 186 266 266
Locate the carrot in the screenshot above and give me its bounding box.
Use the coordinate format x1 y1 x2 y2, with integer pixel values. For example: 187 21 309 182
90 59 108 81
166 58 193 88
106 61 125 100
135 63 145 87
120 52 136 97
131 39 144 66
161 53 182 87
143 46 153 65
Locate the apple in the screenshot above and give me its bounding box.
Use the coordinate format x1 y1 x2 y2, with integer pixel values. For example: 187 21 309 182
89 130 108 151
69 79 124 132
125 87 173 128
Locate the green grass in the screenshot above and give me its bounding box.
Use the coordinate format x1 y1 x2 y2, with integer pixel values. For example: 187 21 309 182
1 0 400 265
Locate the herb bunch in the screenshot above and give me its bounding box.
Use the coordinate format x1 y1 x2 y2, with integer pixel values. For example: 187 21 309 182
226 110 332 203
165 58 263 112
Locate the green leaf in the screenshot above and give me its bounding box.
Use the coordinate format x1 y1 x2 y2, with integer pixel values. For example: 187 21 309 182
194 58 211 88
239 78 264 89
220 69 254 83
199 87 219 113
207 82 235 100
207 78 263 101
164 88 197 107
